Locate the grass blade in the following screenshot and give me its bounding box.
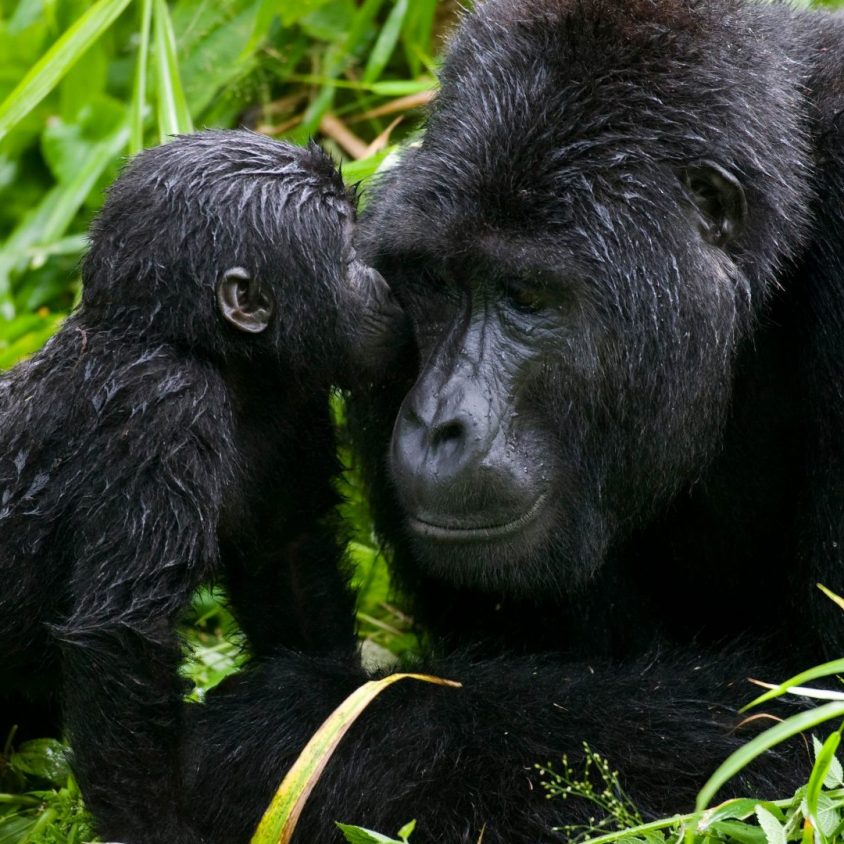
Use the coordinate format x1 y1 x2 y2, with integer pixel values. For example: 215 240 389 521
0 0 132 142
817 583 844 612
130 0 154 154
302 0 388 132
153 0 193 140
363 0 410 84
695 702 844 814
742 658 844 711
250 673 461 844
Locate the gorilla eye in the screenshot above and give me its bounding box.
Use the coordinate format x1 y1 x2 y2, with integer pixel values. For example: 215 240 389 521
507 285 547 314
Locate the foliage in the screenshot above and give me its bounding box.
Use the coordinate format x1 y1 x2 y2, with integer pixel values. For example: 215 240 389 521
336 819 416 843
532 730 844 844
537 743 645 840
0 738 93 843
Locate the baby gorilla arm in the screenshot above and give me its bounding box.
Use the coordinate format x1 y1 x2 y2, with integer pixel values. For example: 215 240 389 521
52 362 230 844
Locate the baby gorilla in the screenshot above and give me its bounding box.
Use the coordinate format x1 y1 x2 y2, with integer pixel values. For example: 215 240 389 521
0 130 400 844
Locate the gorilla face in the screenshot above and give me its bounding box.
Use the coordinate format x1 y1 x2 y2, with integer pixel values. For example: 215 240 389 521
369 157 752 596
359 0 811 599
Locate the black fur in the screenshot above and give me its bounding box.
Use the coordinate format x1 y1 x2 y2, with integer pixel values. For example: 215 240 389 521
0 130 401 843
183 1 844 841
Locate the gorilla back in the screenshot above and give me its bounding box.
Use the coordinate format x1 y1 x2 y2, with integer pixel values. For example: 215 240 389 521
356 0 844 661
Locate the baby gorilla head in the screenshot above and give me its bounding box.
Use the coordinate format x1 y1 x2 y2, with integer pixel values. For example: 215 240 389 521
83 130 399 384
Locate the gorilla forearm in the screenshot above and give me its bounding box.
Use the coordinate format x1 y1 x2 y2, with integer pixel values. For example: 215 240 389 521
184 648 807 844
60 622 197 843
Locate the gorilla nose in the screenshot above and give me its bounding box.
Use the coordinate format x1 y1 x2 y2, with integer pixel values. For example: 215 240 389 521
392 402 481 481
390 381 530 521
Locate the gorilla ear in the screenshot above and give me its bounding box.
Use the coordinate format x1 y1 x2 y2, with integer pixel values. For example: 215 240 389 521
682 162 747 248
216 267 274 334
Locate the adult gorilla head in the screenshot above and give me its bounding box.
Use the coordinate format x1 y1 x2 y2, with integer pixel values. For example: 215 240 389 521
356 0 814 605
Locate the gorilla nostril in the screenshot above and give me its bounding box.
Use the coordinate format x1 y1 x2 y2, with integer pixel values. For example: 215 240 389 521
431 420 465 448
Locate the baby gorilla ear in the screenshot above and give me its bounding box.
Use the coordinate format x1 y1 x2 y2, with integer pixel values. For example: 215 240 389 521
682 162 748 248
216 267 275 334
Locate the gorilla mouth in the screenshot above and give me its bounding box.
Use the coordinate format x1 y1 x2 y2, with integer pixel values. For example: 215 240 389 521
408 493 549 542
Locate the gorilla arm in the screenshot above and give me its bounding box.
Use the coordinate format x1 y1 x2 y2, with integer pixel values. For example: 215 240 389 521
53 356 231 844
183 648 807 844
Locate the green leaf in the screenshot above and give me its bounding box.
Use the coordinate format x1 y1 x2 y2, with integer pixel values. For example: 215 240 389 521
242 0 281 55
707 820 767 844
0 311 65 360
699 798 772 828
244 0 333 55
251 673 460 844
177 5 257 117
153 0 193 140
281 0 335 26
397 819 416 841
363 0 409 84
301 0 387 132
41 96 125 183
813 734 844 789
0 814 37 844
301 0 357 41
401 0 437 76
0 0 132 141
812 793 840 838
756 805 787 844
8 739 70 784
695 702 844 813
336 823 403 844
806 730 842 830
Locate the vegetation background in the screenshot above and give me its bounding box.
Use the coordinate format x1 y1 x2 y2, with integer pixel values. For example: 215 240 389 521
0 0 842 841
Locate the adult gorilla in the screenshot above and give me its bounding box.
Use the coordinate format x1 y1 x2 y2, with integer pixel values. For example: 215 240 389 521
184 0 844 840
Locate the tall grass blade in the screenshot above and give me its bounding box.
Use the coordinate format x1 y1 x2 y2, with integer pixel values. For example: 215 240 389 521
401 0 437 76
817 583 844 612
153 0 193 140
363 0 409 84
130 0 154 154
742 658 844 711
241 0 279 58
0 0 132 142
695 702 844 815
302 0 388 132
250 673 461 844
